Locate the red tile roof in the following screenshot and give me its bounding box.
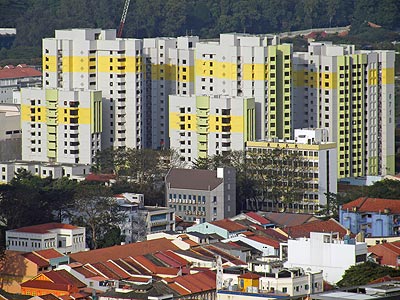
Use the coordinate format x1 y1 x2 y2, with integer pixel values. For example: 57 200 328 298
369 242 400 256
21 270 85 291
107 260 141 276
12 223 78 234
0 64 41 80
103 261 131 279
239 272 261 279
167 271 216 295
282 218 347 238
23 252 49 268
250 226 288 241
154 251 188 268
166 168 223 191
168 282 190 295
177 235 199 247
55 270 86 288
70 238 179 264
369 275 400 284
132 255 179 276
39 294 62 300
341 197 400 214
21 280 71 291
246 212 271 225
70 266 97 279
85 173 116 182
89 262 124 280
261 212 318 227
35 249 64 260
204 245 246 265
210 219 247 233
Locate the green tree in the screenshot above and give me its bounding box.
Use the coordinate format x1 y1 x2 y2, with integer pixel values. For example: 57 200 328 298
247 148 311 211
365 179 400 199
337 261 400 288
319 192 347 219
67 184 125 249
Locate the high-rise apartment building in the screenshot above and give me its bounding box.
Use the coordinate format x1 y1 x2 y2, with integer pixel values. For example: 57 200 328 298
21 88 101 164
42 29 143 149
168 33 288 161
194 33 280 140
143 36 198 149
169 94 255 162
293 42 395 178
14 29 394 181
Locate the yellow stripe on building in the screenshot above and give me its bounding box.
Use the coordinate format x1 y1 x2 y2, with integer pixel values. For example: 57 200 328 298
242 64 266 81
195 60 238 80
382 68 395 84
42 55 57 72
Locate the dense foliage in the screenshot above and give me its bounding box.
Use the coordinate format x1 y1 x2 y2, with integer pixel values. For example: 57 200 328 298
0 170 122 250
337 261 400 287
340 179 400 204
0 0 399 62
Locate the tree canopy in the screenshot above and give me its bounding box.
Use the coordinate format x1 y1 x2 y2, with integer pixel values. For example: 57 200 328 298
0 170 123 250
1 0 400 65
337 261 400 287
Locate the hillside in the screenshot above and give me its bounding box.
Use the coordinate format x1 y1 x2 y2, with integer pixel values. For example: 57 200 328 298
0 0 399 48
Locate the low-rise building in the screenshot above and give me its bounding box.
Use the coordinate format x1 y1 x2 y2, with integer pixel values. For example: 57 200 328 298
368 241 400 268
0 249 66 293
340 197 400 237
6 223 86 254
0 103 21 161
115 193 175 243
311 280 400 300
20 270 85 297
259 268 323 297
187 219 247 239
283 231 368 284
0 64 41 104
165 167 236 222
0 161 90 184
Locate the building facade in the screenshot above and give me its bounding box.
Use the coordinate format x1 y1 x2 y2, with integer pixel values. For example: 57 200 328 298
6 223 86 254
293 42 395 178
284 231 368 283
142 36 198 149
246 128 337 212
169 94 255 162
0 161 90 184
0 64 41 104
42 28 143 150
21 88 102 164
340 197 400 237
165 167 236 222
8 29 394 181
116 193 175 243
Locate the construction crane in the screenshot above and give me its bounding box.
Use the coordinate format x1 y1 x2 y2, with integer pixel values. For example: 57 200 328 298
117 0 131 38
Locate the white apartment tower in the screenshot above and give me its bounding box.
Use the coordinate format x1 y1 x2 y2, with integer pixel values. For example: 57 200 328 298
293 42 395 178
193 33 282 140
143 36 198 149
21 88 102 164
42 29 143 149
